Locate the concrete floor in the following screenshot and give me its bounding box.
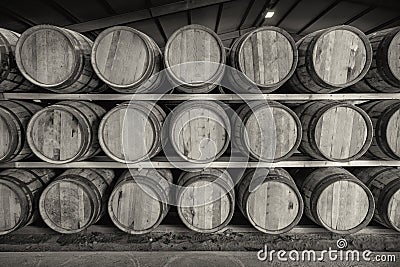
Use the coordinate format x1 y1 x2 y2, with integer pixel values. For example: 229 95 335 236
0 251 398 267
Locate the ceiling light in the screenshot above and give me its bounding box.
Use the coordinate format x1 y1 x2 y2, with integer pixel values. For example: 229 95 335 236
265 11 275 18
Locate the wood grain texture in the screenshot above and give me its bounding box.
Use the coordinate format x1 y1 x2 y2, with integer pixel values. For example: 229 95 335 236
295 101 372 161
352 167 400 232
16 25 105 93
295 167 375 234
233 101 301 161
0 101 41 162
164 24 225 93
237 168 303 234
176 169 234 233
167 101 230 163
39 169 114 234
92 26 162 93
359 100 400 160
286 25 372 93
229 27 297 93
0 169 55 235
108 169 172 234
99 102 165 163
352 27 400 93
27 101 105 164
0 28 33 92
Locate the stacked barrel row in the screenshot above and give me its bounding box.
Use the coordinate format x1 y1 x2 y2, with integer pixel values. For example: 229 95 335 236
2 98 400 164
1 166 399 235
0 24 397 93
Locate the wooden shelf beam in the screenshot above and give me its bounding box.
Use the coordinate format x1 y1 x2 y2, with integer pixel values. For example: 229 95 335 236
3 93 400 102
1 158 400 168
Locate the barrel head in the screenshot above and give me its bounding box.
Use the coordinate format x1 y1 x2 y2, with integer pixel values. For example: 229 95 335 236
246 181 301 233
17 26 78 87
312 28 368 86
40 180 93 233
0 182 23 234
316 180 371 233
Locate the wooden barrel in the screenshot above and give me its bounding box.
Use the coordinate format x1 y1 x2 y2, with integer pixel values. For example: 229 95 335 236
108 169 172 234
229 27 298 93
92 26 163 93
15 25 105 93
164 101 230 163
0 100 41 162
0 28 33 92
99 102 165 163
237 168 303 234
286 25 372 93
359 100 400 160
352 27 400 92
232 101 301 161
294 167 375 234
0 169 56 235
176 169 235 233
295 100 373 161
27 101 106 164
39 169 114 234
164 24 225 93
352 167 400 232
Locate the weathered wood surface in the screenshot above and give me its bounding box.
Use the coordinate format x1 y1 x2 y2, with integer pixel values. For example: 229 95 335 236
0 169 55 235
0 28 33 92
294 167 375 234
286 25 372 93
237 168 303 234
232 101 301 161
99 102 165 163
27 101 105 164
92 26 162 93
166 101 230 163
360 100 400 160
352 27 400 93
295 100 373 161
164 24 225 93
16 25 105 93
0 100 41 162
176 169 235 233
352 167 400 232
229 27 297 93
108 169 172 234
39 168 114 234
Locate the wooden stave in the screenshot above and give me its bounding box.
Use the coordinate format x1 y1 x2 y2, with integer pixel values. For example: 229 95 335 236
352 167 400 232
294 167 375 234
91 26 163 93
236 168 303 234
352 27 400 93
0 28 33 92
26 101 106 164
286 25 372 93
359 100 400 160
0 100 42 162
166 100 231 163
229 26 298 93
164 24 226 93
294 100 373 161
232 101 302 162
98 101 166 163
176 169 235 233
108 169 172 234
15 25 105 93
39 168 114 234
0 169 55 235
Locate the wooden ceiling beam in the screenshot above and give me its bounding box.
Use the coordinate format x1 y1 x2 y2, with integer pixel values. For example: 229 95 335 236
0 4 36 27
66 0 234 33
366 16 400 34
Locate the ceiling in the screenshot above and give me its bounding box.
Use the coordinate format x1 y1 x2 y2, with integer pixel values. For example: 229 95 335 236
0 0 399 48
